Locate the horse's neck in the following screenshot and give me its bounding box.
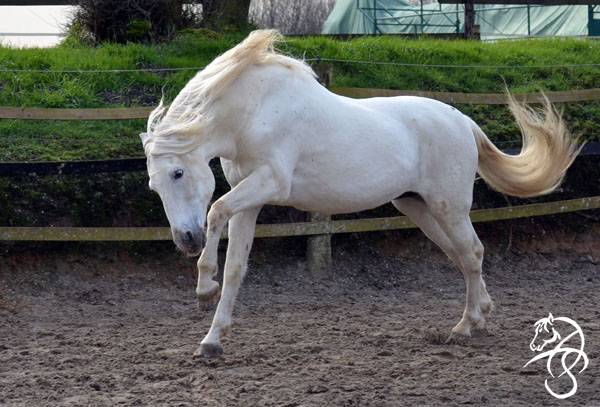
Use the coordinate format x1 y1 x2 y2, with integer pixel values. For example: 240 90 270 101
198 126 237 161
208 65 296 154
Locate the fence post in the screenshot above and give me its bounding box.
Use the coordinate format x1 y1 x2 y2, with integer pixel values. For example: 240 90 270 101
305 63 334 276
313 63 333 88
464 0 475 39
307 212 332 276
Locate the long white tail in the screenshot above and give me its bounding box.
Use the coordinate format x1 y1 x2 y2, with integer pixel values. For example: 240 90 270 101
472 93 583 198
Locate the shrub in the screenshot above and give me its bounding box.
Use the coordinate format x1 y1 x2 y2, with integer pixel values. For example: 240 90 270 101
69 0 201 43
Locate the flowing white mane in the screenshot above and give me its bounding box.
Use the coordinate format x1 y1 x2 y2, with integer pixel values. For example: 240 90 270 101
143 29 315 157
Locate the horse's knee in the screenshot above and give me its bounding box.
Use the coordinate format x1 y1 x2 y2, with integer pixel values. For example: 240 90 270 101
208 200 233 225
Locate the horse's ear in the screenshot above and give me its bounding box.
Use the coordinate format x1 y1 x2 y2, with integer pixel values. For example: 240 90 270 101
548 313 554 322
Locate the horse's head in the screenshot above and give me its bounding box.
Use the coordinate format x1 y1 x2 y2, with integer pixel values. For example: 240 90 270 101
140 132 215 257
530 313 562 352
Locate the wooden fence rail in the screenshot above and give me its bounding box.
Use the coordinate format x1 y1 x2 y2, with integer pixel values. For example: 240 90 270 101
0 106 153 120
1 88 600 120
1 196 599 242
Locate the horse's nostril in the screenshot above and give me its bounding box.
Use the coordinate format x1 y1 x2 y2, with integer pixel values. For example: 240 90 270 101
186 231 194 245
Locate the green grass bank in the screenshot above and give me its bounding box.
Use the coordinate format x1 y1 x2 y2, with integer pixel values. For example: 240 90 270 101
1 32 599 228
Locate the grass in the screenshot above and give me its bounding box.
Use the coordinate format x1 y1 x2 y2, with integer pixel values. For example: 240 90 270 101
289 35 600 91
1 32 599 227
1 33 600 162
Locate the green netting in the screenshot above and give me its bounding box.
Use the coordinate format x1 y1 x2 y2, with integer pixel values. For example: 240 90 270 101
322 0 588 39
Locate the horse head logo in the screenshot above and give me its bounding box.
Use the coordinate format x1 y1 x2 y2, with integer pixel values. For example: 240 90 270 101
530 313 562 352
524 313 589 399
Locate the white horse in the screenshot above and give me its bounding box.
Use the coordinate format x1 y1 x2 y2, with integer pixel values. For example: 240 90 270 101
141 30 581 358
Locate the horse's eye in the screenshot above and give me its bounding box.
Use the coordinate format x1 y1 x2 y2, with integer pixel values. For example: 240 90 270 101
173 169 184 180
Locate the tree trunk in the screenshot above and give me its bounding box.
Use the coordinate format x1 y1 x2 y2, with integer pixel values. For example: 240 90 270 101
168 0 184 29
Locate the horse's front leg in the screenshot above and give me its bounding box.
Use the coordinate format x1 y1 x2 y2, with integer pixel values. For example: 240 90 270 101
195 202 228 311
194 163 291 321
195 197 238 310
195 206 261 358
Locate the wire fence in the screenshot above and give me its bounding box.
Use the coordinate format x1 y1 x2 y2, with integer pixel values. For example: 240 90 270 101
306 58 600 70
2 57 600 74
0 66 207 74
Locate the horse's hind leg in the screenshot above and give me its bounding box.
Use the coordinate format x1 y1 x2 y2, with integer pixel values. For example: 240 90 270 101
394 196 492 336
392 196 461 268
426 200 493 337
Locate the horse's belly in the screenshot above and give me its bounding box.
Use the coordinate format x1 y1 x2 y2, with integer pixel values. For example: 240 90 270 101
285 187 400 214
283 149 418 214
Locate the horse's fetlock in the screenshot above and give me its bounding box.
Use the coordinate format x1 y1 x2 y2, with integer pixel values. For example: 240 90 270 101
480 298 494 315
464 309 485 326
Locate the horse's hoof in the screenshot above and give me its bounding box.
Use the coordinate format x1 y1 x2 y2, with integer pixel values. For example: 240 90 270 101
471 327 489 338
196 283 220 311
446 331 470 345
451 323 471 338
194 343 223 359
197 291 220 311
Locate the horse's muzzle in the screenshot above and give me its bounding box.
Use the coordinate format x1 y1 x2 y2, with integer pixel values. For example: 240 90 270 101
174 228 205 257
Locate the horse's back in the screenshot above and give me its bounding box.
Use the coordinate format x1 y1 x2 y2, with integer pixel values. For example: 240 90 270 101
355 95 480 190
355 95 476 153
338 94 480 184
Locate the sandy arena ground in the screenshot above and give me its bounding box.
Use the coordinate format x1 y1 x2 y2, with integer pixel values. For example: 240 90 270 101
1 217 599 406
